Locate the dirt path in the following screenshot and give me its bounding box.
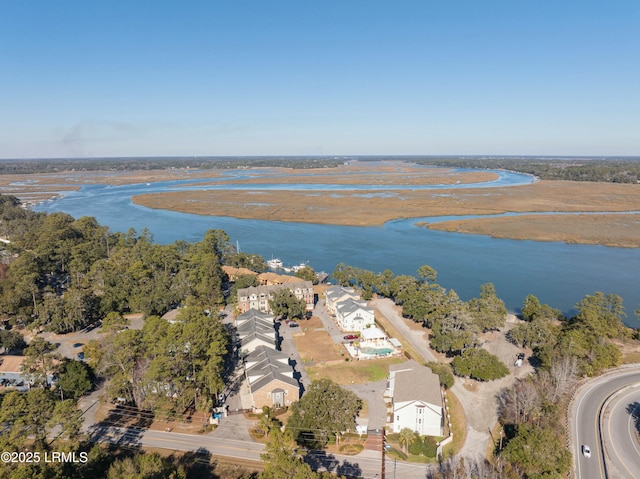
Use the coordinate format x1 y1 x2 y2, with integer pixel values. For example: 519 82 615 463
371 298 532 461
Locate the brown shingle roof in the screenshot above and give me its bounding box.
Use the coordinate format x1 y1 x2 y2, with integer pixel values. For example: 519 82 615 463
392 361 441 407
0 355 25 373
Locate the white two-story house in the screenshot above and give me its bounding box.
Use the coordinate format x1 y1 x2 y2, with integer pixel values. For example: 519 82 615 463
387 360 443 436
324 286 359 315
335 298 375 332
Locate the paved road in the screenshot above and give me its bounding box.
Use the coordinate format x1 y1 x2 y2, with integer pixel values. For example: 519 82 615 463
87 423 265 461
84 421 433 478
571 366 640 479
37 313 144 360
601 385 640 478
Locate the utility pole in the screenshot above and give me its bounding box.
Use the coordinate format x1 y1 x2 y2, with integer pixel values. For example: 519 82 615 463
381 428 386 479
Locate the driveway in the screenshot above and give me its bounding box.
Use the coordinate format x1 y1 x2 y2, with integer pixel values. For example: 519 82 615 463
211 412 253 441
344 380 387 430
277 320 311 398
314 299 347 345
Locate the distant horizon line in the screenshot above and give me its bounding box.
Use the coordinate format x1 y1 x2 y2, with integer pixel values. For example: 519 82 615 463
2 154 640 162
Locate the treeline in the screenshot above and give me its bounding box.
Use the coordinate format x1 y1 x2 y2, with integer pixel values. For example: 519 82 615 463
413 157 640 183
0 156 343 174
3 156 640 183
0 196 268 332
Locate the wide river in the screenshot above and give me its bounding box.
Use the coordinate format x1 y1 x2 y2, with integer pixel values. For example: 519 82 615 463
34 168 640 325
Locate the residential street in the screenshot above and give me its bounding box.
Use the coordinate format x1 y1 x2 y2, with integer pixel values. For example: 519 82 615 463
83 422 433 479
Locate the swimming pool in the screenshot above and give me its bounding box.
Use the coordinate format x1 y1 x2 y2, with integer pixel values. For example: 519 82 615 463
360 347 394 356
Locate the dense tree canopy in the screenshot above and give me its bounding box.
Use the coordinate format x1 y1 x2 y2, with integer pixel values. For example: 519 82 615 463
226 251 268 272
429 291 478 354
260 428 341 479
0 389 83 452
451 349 509 381
501 424 572 478
287 378 362 448
0 195 235 331
269 289 307 319
0 329 26 353
57 360 93 400
468 283 507 332
294 265 319 284
91 307 229 413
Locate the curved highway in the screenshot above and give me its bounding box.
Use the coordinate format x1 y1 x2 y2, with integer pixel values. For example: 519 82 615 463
571 367 640 479
601 385 640 478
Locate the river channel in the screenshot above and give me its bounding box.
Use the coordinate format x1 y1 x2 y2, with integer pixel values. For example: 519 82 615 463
33 169 640 324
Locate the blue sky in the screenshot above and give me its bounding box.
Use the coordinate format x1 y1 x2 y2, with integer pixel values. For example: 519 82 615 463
1 1 639 158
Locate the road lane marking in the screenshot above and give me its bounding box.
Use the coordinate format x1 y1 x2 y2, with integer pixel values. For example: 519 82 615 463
595 396 606 478
629 401 640 457
607 393 636 479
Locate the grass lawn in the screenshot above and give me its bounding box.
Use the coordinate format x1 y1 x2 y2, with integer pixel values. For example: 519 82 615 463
292 315 345 363
306 357 404 385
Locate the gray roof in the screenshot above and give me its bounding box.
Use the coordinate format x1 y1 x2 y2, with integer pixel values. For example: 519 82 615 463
245 345 290 368
246 357 291 377
336 298 371 316
325 285 357 300
392 362 441 407
240 331 275 349
249 363 299 392
236 319 274 338
389 359 421 374
236 309 274 325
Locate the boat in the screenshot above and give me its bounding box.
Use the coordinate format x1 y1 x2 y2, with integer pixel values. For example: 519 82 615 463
290 262 308 273
267 257 283 269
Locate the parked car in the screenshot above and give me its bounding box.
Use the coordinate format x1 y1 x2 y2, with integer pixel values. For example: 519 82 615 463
343 334 358 341
288 322 299 328
582 445 591 458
